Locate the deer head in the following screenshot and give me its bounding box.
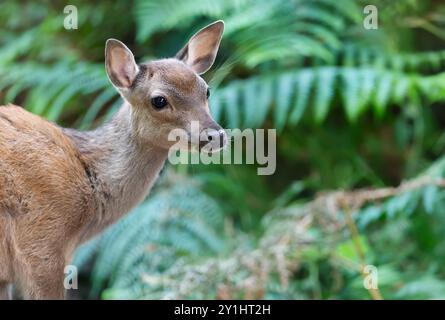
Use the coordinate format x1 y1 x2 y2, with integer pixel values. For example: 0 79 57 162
105 20 227 153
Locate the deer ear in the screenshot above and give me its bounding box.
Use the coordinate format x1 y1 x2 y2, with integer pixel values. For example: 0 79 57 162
176 20 224 75
105 39 139 89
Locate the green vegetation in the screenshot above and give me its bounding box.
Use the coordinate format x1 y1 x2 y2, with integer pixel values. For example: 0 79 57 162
2 0 445 299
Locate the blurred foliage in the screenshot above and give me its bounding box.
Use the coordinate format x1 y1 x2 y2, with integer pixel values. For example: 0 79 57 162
2 0 445 299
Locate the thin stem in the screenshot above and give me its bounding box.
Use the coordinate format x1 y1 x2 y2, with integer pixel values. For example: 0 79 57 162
341 202 383 301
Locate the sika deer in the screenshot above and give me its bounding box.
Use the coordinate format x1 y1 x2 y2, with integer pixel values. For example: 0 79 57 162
0 21 226 299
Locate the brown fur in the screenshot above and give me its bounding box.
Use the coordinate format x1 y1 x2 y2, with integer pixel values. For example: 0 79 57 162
0 105 95 298
0 21 225 299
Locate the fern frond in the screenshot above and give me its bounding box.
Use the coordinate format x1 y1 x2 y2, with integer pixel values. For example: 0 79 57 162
0 62 116 123
135 0 352 66
211 65 445 129
134 0 230 41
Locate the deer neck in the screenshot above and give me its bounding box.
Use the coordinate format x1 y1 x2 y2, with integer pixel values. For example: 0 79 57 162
64 102 168 234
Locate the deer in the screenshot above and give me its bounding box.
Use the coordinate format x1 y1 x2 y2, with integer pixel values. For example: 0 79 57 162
0 20 227 300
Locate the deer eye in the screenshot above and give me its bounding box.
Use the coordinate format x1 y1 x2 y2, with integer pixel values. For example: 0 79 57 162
151 96 168 109
206 88 210 99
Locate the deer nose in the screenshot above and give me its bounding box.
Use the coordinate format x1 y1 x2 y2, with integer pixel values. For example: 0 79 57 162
204 128 227 150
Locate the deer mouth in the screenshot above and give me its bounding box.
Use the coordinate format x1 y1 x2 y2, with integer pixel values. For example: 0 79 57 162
179 126 227 153
198 128 227 153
